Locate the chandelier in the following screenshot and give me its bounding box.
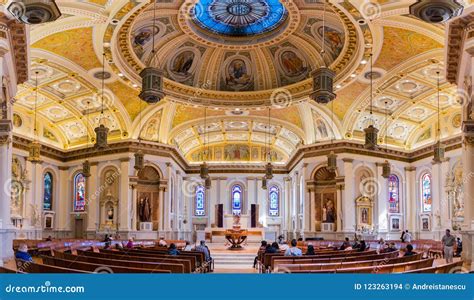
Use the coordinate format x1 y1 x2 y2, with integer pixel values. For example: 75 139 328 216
134 97 145 171
95 53 109 149
27 71 42 163
310 1 336 104
433 71 445 163
381 101 390 179
364 53 379 150
139 0 165 104
264 108 273 180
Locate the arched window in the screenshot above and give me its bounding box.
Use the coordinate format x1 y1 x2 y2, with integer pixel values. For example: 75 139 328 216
268 185 279 216
73 173 86 212
231 185 242 215
194 185 205 216
421 173 432 213
388 175 399 213
43 172 53 211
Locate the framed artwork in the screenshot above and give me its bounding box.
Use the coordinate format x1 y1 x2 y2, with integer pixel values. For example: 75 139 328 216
421 216 430 231
390 216 400 231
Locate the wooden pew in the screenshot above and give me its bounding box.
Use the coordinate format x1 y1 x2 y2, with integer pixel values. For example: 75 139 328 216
54 251 185 273
41 256 170 273
334 258 434 273
17 260 91 273
275 253 423 273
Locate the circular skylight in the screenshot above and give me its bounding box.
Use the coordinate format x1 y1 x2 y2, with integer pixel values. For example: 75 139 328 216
192 0 288 37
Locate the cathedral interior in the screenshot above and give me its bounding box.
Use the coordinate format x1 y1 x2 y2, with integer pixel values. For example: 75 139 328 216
0 0 473 272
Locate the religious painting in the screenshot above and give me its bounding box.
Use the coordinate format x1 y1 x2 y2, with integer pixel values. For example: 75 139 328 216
131 25 160 58
315 119 329 139
317 25 344 59
251 147 259 161
390 216 400 231
355 196 373 229
416 127 432 143
224 144 250 161
44 215 53 229
43 128 58 142
168 49 198 83
322 193 336 223
215 147 223 161
223 57 253 91
278 49 308 78
421 216 430 231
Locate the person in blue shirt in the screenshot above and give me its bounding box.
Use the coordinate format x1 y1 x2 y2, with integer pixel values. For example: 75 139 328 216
15 244 33 262
195 240 211 262
167 243 180 256
284 239 302 256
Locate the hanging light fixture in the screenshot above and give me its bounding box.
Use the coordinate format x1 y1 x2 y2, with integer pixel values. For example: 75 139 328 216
364 52 379 150
327 101 337 172
310 0 336 104
82 100 92 177
381 101 391 179
28 71 42 163
262 177 267 190
95 53 109 149
409 0 463 23
433 71 445 163
139 0 165 104
265 108 273 179
134 97 144 171
205 176 211 190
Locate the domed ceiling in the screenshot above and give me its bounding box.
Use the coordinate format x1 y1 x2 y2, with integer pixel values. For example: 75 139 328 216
10 0 468 164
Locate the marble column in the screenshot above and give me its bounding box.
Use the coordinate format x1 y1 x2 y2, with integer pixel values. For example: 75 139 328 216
342 158 355 232
461 122 474 271
440 159 451 230
0 129 13 265
431 161 442 234
118 158 131 232
130 184 137 231
404 166 416 233
336 184 343 232
375 163 388 233
86 163 98 232
158 186 165 232
283 177 291 235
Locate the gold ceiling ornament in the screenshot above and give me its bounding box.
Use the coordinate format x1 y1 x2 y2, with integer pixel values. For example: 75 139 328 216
310 1 336 104
28 71 42 163
409 0 463 23
95 53 109 150
139 0 165 104
364 52 379 150
7 0 61 25
433 71 445 164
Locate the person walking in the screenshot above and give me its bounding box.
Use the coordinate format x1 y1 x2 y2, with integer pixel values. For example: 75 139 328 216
442 229 456 263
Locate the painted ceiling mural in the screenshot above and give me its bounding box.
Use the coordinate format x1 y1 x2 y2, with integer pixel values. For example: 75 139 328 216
9 0 466 163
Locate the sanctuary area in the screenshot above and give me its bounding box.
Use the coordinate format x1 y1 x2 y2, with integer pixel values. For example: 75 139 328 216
0 0 473 274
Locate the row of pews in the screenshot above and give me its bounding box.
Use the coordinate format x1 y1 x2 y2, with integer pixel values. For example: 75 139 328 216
257 240 464 274
7 239 210 274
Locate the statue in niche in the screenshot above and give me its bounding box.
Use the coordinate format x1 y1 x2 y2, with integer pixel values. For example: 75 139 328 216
139 197 151 222
107 205 114 221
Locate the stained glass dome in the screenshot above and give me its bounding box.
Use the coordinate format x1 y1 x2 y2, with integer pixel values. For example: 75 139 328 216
192 0 288 37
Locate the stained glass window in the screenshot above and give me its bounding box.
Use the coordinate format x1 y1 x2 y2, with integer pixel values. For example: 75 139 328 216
232 185 242 215
421 173 432 213
388 174 399 213
73 173 86 212
269 185 279 216
43 172 53 211
192 0 288 37
195 185 205 216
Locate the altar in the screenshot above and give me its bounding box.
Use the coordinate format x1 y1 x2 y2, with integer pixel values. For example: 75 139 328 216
205 214 263 243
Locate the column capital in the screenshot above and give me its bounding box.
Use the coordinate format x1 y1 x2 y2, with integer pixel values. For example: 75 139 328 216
404 166 416 172
0 135 11 145
58 166 69 171
90 161 99 166
119 157 130 162
342 158 353 163
336 184 345 191
375 162 386 167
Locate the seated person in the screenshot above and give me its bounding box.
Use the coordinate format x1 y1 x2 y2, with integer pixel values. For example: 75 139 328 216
266 242 280 254
158 237 167 247
376 238 386 253
195 240 212 262
15 244 33 262
183 241 194 251
384 242 398 253
253 241 268 268
126 238 134 249
305 244 315 255
404 244 415 256
339 237 351 250
45 235 53 242
357 240 367 252
168 243 180 256
284 239 302 256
